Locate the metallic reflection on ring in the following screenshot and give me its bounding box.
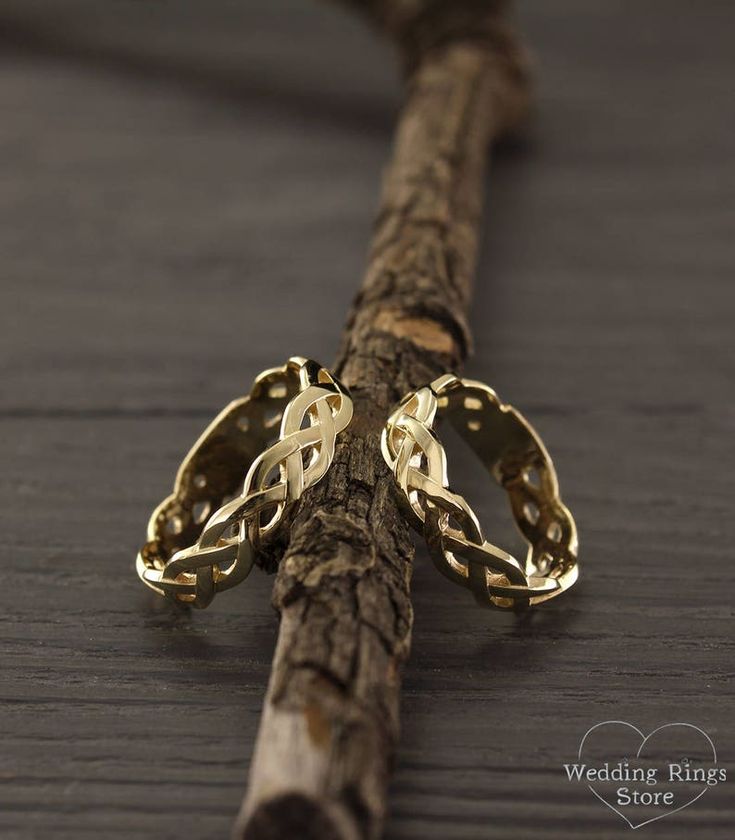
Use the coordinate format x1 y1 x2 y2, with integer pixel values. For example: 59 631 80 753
136 357 352 608
381 374 579 608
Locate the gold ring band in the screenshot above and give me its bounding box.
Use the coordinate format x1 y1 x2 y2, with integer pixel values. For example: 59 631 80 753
381 374 579 608
136 356 353 608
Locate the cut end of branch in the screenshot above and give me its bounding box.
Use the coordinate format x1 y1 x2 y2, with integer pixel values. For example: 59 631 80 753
237 794 353 840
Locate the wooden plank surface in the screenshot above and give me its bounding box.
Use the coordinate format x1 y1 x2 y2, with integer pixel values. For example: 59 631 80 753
0 1 732 838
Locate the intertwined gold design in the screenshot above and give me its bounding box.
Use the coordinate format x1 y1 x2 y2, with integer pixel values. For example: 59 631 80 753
381 374 579 608
137 357 352 608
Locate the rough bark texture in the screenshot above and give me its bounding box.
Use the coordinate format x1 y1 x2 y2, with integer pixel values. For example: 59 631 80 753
236 3 529 838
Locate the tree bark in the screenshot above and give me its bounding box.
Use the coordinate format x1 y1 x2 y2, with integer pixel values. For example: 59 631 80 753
235 3 529 838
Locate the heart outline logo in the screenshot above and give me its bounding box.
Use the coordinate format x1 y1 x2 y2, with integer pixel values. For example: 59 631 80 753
577 720 718 830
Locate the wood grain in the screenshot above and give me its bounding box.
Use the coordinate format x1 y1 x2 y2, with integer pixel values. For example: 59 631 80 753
0 1 732 839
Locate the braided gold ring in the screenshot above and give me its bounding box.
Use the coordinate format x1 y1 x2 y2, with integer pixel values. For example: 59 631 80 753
136 357 352 608
381 374 579 608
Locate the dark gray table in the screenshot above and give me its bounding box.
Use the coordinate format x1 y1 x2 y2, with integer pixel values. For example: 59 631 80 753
0 2 732 838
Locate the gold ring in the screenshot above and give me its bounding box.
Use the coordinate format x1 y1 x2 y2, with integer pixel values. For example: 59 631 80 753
381 374 579 608
136 357 353 608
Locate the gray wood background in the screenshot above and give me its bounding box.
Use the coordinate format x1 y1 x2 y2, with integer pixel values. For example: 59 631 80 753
0 1 732 838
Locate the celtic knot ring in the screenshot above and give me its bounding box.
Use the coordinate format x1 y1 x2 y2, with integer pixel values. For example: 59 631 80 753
381 374 579 608
136 357 353 608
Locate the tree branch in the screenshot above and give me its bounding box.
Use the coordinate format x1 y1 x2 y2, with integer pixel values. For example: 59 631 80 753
235 3 530 838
